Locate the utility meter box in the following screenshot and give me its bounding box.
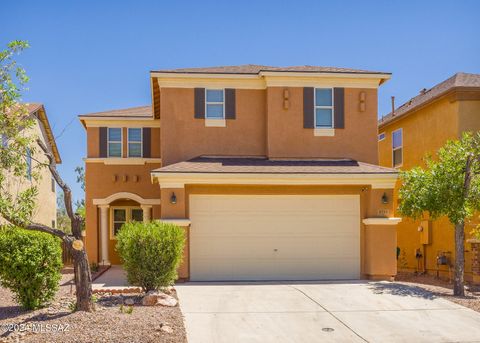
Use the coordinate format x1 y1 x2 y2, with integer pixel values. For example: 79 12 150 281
419 220 431 245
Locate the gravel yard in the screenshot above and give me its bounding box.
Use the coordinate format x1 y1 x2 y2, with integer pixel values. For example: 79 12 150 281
395 272 480 312
0 269 187 343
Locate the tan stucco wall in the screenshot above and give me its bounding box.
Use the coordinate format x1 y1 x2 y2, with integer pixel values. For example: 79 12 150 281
364 225 397 278
267 87 379 164
458 100 480 134
159 87 379 166
378 95 480 281
85 162 161 264
0 118 57 228
160 88 267 166
159 184 397 280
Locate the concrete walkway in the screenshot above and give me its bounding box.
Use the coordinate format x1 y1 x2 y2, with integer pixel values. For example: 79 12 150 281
175 281 480 343
92 265 139 292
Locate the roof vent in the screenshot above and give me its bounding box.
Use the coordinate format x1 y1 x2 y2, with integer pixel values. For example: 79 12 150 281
391 96 395 116
420 88 427 95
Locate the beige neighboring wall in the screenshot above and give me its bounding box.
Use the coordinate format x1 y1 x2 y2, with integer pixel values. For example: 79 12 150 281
1 115 57 228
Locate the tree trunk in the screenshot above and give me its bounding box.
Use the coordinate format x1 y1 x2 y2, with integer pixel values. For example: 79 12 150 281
454 222 465 296
72 246 94 311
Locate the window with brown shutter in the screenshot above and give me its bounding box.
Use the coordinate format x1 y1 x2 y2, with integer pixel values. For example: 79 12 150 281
194 88 205 119
99 127 107 157
142 128 151 158
303 87 314 128
225 88 236 119
333 88 345 129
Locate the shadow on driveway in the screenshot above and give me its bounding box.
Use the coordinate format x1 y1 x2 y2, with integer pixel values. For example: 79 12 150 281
368 282 437 300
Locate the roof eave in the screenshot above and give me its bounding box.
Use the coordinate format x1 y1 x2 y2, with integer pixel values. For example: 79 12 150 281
150 171 398 190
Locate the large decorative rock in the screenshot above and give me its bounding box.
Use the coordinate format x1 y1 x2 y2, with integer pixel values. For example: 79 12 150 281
142 291 178 307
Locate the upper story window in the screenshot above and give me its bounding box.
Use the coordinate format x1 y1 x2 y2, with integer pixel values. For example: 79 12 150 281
108 128 122 157
51 176 55 193
392 128 403 167
206 89 224 119
314 88 334 128
26 147 32 180
378 132 385 141
128 128 142 157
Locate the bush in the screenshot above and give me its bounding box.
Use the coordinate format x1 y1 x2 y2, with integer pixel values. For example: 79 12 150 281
116 221 185 292
0 226 63 309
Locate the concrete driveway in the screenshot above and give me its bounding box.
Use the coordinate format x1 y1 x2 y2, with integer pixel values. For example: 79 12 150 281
175 281 480 343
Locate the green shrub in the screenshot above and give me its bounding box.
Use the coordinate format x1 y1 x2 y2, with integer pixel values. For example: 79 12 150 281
116 221 185 292
0 226 63 309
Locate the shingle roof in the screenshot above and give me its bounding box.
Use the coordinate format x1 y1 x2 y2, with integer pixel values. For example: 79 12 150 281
379 72 480 127
152 64 390 75
152 157 397 175
79 105 152 118
25 103 62 164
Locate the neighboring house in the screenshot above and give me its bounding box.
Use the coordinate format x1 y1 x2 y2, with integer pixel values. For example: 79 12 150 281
1 103 61 228
378 72 480 282
80 64 401 281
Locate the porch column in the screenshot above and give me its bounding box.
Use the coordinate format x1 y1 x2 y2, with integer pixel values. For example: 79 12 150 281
141 205 152 222
98 205 110 265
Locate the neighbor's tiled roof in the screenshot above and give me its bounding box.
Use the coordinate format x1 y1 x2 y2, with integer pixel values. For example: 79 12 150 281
79 106 152 118
379 72 480 128
152 157 397 175
152 64 390 75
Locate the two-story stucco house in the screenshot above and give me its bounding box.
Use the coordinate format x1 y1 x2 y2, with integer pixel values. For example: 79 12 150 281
378 72 480 283
80 64 401 281
1 103 61 228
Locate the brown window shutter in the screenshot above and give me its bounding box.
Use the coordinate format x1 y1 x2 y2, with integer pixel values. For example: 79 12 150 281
142 128 151 158
99 127 107 157
334 88 345 129
194 88 205 119
303 87 314 128
225 88 236 119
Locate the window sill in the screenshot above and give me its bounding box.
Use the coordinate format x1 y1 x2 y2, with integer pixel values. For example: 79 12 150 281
314 128 335 136
205 118 226 127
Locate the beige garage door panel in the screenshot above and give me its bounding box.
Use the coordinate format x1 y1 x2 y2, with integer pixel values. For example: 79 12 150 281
190 195 360 281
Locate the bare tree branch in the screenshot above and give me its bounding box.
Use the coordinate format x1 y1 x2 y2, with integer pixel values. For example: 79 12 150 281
36 138 83 238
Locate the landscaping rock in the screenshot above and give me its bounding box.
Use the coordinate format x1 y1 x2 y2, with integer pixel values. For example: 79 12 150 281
157 294 177 307
142 294 158 306
141 291 178 307
124 298 135 306
161 325 173 334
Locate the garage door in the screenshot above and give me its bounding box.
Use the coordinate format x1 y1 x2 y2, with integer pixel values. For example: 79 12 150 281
189 194 360 281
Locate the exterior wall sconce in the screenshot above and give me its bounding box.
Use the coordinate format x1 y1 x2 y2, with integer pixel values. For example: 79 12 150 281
381 192 388 204
170 192 177 204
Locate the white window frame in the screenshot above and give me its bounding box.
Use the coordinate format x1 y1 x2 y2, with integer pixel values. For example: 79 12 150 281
110 206 143 239
107 127 123 158
127 128 143 158
378 132 386 142
205 89 225 120
314 88 334 129
392 128 403 168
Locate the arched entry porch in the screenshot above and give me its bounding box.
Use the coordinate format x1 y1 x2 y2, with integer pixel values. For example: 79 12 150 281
93 192 161 264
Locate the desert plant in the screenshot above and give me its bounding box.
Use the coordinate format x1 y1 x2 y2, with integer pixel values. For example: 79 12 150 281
0 226 63 309
116 221 185 292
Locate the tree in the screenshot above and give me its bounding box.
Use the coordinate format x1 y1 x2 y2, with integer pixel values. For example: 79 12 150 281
399 132 480 296
0 41 94 311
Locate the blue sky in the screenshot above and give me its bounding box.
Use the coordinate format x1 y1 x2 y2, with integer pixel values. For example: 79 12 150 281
1 0 479 202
